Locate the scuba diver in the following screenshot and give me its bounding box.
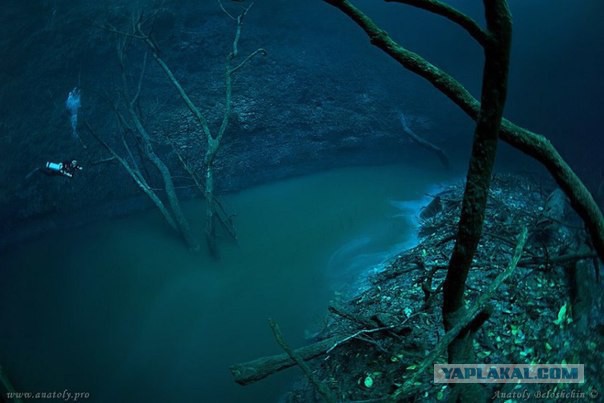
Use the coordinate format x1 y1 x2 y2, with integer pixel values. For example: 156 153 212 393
43 160 83 178
26 160 83 180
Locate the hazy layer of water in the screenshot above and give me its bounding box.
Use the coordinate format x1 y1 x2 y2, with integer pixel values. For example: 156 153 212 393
0 164 449 402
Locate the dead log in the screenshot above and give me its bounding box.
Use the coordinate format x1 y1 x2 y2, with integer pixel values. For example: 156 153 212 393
230 336 338 385
232 306 409 386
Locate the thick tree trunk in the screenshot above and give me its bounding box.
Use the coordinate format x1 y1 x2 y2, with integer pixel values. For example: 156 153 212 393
440 2 512 401
230 336 339 385
442 0 512 323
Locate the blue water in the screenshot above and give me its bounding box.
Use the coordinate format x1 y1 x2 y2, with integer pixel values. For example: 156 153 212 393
0 164 449 402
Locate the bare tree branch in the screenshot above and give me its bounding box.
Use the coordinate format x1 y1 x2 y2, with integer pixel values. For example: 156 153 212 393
85 122 179 231
385 0 489 45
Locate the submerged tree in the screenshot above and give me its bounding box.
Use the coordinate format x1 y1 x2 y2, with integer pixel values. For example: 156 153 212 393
90 34 200 251
132 2 266 256
95 2 265 255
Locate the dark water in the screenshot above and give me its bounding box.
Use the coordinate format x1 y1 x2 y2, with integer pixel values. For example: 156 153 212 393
0 164 450 402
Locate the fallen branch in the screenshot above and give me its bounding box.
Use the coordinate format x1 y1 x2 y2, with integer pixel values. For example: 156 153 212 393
269 319 336 403
230 336 339 385
231 320 400 387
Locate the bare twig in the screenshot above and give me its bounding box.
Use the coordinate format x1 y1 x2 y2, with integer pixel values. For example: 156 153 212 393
231 48 267 74
218 0 236 20
326 325 394 354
